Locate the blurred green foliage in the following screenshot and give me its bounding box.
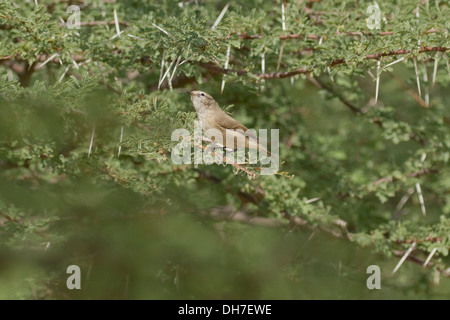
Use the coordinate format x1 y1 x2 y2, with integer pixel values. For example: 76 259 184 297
0 0 449 299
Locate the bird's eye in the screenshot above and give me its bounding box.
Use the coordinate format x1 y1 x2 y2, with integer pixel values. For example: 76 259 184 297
201 93 205 97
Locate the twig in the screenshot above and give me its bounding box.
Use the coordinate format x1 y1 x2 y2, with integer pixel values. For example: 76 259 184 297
373 168 438 186
194 142 257 179
198 47 448 80
307 75 363 114
0 211 48 238
389 73 429 108
58 20 131 27
238 28 443 41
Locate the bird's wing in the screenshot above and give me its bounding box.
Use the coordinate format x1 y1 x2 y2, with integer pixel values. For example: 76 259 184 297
213 112 258 141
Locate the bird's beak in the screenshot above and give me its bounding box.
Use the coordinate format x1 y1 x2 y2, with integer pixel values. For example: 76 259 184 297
186 90 192 95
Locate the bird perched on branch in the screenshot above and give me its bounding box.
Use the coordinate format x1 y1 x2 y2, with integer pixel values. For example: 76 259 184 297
187 90 271 156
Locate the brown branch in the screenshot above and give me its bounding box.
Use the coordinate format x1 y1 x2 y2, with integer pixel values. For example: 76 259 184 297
199 46 448 80
338 168 438 200
306 75 363 114
208 205 287 228
195 142 258 179
102 167 129 184
395 236 442 244
373 168 439 186
0 211 48 238
58 20 130 28
239 28 444 41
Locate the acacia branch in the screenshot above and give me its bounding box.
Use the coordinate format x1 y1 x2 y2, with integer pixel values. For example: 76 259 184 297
58 20 130 27
238 28 444 41
0 211 48 238
338 168 439 200
373 168 439 186
199 46 448 80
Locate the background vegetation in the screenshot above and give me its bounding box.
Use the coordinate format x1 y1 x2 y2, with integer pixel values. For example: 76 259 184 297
0 0 449 299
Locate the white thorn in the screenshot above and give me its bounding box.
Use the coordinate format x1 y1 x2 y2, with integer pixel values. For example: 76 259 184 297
168 55 182 92
152 23 172 37
179 54 195 66
415 183 426 216
276 41 285 72
221 45 231 93
118 126 124 157
36 53 59 70
281 2 286 31
327 66 334 83
431 53 438 88
420 152 427 163
127 34 145 40
107 30 125 42
158 58 176 89
88 126 96 158
423 247 437 267
211 2 230 30
159 49 166 89
78 59 91 67
261 52 265 91
393 242 416 273
383 57 405 69
413 57 421 98
375 60 381 102
58 65 71 82
423 63 429 106
394 187 415 217
7 69 13 81
72 58 79 69
305 197 320 204
113 8 121 37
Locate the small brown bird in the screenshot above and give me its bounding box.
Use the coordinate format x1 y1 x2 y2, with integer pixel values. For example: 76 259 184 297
187 90 271 156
